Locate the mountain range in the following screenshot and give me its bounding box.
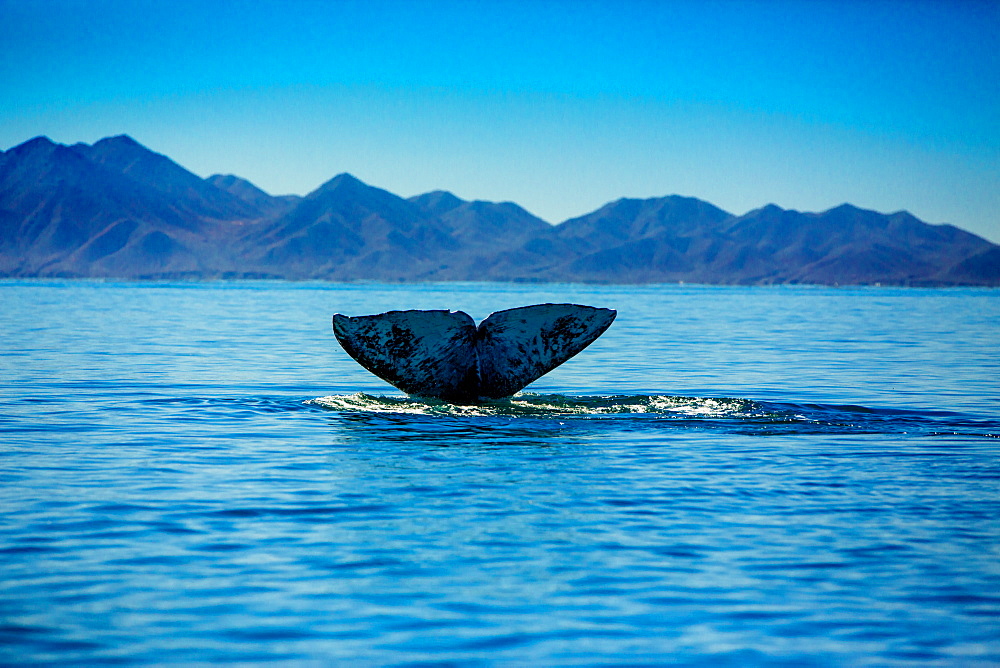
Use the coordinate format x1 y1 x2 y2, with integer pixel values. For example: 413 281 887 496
1 135 997 285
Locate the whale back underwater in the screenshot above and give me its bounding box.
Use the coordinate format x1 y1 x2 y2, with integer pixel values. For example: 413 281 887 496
2 281 999 665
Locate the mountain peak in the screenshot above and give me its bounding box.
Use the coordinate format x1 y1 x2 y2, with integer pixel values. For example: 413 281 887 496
826 203 866 216
63 134 261 220
296 171 421 218
81 135 169 167
330 172 363 185
206 173 271 196
310 172 371 197
205 173 294 214
87 135 156 161
94 134 144 149
409 190 466 216
10 135 57 155
6 136 91 168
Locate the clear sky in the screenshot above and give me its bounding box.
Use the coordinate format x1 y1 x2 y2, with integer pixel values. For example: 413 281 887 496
2 0 998 241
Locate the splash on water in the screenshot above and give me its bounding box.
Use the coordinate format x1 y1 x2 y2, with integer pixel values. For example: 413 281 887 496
306 392 998 438
309 392 760 418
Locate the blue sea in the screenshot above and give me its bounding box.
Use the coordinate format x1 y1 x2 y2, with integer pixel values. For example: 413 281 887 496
2 280 998 666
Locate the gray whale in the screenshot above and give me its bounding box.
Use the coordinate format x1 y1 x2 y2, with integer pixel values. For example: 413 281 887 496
332 303 616 404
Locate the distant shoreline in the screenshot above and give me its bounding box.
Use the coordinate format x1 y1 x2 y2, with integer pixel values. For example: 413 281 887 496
3 135 998 287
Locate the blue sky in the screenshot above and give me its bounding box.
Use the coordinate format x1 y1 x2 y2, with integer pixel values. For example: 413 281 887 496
2 0 998 241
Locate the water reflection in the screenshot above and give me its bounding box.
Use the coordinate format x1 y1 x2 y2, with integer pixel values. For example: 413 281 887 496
327 409 585 450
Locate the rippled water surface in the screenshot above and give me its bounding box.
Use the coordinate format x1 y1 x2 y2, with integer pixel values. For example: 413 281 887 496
2 281 998 665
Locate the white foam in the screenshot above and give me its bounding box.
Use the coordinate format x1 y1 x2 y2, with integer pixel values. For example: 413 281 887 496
307 393 758 419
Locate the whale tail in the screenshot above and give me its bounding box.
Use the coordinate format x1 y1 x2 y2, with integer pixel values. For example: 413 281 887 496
332 303 616 404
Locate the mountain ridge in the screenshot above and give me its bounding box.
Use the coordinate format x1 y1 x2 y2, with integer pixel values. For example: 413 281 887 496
1 135 996 285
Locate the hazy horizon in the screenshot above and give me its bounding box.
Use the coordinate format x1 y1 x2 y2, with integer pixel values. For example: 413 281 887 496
3 0 998 242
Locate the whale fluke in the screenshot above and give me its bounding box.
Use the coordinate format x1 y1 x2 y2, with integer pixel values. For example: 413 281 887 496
332 303 616 403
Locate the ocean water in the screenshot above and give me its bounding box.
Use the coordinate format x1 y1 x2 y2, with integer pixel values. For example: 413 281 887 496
1 280 998 666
